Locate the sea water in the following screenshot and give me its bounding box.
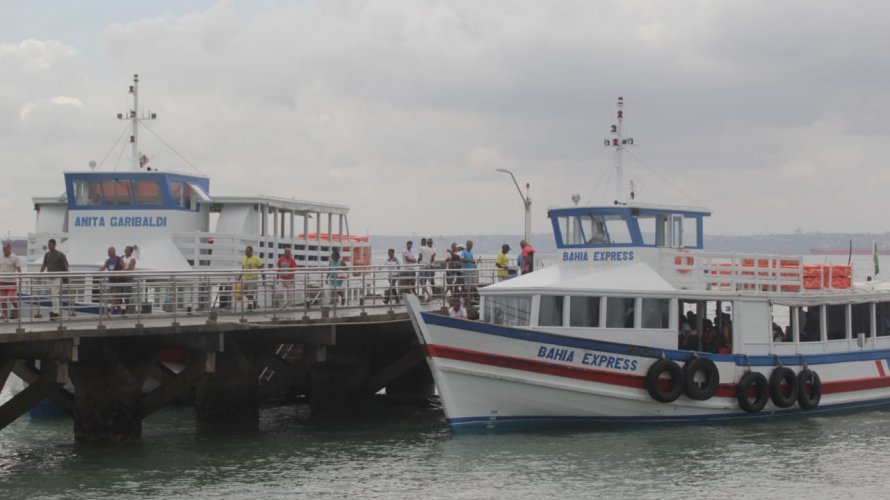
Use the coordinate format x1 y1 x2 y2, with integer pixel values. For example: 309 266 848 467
3 379 890 500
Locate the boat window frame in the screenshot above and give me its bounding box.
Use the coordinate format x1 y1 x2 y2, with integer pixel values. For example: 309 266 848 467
484 295 532 327
538 295 565 327
569 295 602 328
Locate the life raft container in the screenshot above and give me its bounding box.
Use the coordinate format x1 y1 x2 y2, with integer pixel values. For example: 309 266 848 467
683 357 719 400
769 366 799 408
646 359 685 403
797 369 822 410
736 371 769 413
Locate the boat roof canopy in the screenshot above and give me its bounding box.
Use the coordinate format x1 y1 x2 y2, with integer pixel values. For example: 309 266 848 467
548 203 711 250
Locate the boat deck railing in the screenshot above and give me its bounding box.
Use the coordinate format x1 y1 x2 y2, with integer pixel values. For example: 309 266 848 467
0 262 500 334
665 251 857 293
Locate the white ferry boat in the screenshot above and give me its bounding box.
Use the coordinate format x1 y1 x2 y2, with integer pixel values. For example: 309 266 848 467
26 75 369 274
407 97 890 431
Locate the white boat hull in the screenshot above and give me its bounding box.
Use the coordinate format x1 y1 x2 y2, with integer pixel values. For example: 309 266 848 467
406 297 890 430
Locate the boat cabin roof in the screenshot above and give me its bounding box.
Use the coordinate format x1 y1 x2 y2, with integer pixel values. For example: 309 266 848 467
548 203 711 250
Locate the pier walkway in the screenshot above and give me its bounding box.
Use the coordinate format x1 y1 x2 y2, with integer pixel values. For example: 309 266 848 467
0 265 497 442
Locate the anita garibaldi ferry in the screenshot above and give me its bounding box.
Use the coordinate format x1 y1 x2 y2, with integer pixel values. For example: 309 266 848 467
407 97 890 431
23 74 370 313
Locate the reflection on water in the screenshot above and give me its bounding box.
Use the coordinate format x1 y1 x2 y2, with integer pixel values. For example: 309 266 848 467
3 391 890 499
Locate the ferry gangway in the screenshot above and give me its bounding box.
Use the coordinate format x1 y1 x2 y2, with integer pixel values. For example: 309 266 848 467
0 261 507 335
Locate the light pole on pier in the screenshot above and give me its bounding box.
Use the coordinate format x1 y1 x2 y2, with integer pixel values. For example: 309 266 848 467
495 168 531 242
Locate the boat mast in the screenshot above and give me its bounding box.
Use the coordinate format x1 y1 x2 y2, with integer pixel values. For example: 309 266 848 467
606 96 634 204
118 74 156 171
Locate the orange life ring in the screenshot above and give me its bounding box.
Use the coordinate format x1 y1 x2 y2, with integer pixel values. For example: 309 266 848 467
675 253 694 274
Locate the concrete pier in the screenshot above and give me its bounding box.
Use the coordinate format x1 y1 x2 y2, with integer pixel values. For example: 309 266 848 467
0 309 433 442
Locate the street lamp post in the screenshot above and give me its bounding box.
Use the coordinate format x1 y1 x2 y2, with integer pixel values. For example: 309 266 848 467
495 168 531 242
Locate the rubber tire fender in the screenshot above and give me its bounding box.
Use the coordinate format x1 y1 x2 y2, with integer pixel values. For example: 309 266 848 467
797 369 822 410
646 359 685 403
683 357 720 401
768 367 799 408
736 371 770 413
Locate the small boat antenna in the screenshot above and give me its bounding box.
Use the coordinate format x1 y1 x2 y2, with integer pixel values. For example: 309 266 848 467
604 96 635 204
117 74 157 171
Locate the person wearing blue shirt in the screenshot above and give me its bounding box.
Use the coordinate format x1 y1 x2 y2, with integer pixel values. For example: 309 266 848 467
460 240 477 303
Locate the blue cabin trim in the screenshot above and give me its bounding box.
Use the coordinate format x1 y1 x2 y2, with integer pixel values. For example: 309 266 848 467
64 172 210 211
548 205 709 250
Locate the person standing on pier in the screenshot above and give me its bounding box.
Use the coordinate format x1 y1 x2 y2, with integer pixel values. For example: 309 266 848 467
383 248 400 304
520 239 536 274
328 249 346 306
401 240 417 295
496 244 511 282
460 240 477 303
98 246 125 316
39 238 69 320
418 238 435 303
121 245 138 313
241 246 262 310
0 242 22 321
276 247 297 309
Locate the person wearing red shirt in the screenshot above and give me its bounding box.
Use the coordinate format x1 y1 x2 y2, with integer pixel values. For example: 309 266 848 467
276 248 298 309
520 239 536 274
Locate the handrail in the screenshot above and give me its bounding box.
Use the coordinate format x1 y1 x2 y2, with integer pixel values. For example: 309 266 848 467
0 262 502 332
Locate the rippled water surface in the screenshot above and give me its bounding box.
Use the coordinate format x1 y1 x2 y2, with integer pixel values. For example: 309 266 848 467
3 390 890 499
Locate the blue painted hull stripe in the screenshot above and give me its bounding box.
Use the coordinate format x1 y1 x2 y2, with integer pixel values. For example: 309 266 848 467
445 397 890 430
422 312 890 367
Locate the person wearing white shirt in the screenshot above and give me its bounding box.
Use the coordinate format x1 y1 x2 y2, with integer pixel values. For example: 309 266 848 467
418 238 436 302
448 298 468 319
383 248 400 304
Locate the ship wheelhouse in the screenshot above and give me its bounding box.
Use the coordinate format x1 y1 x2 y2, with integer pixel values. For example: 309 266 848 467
548 204 711 250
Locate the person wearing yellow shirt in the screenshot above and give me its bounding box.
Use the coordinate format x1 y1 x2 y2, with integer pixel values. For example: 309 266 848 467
241 246 263 309
496 244 511 282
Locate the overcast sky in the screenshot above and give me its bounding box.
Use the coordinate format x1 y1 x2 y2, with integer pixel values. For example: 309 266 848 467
3 0 890 240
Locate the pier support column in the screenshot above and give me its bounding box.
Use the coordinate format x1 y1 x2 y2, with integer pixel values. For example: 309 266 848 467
195 339 260 432
68 342 154 444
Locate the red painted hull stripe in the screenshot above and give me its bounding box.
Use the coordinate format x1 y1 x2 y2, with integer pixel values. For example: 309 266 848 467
877 360 887 377
425 344 890 397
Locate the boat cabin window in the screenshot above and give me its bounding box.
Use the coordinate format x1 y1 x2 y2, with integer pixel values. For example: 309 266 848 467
134 179 162 205
877 302 890 337
102 180 132 205
800 306 822 342
538 296 564 327
170 181 193 209
559 214 607 245
679 299 733 352
641 298 670 329
606 297 635 329
825 304 847 340
484 296 531 327
771 305 794 342
852 303 872 338
72 179 102 206
681 217 699 248
570 296 601 327
556 213 630 245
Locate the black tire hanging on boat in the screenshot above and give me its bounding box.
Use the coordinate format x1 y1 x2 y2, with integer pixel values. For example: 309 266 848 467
646 359 685 403
768 367 799 408
797 369 822 410
683 357 720 400
736 371 769 413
